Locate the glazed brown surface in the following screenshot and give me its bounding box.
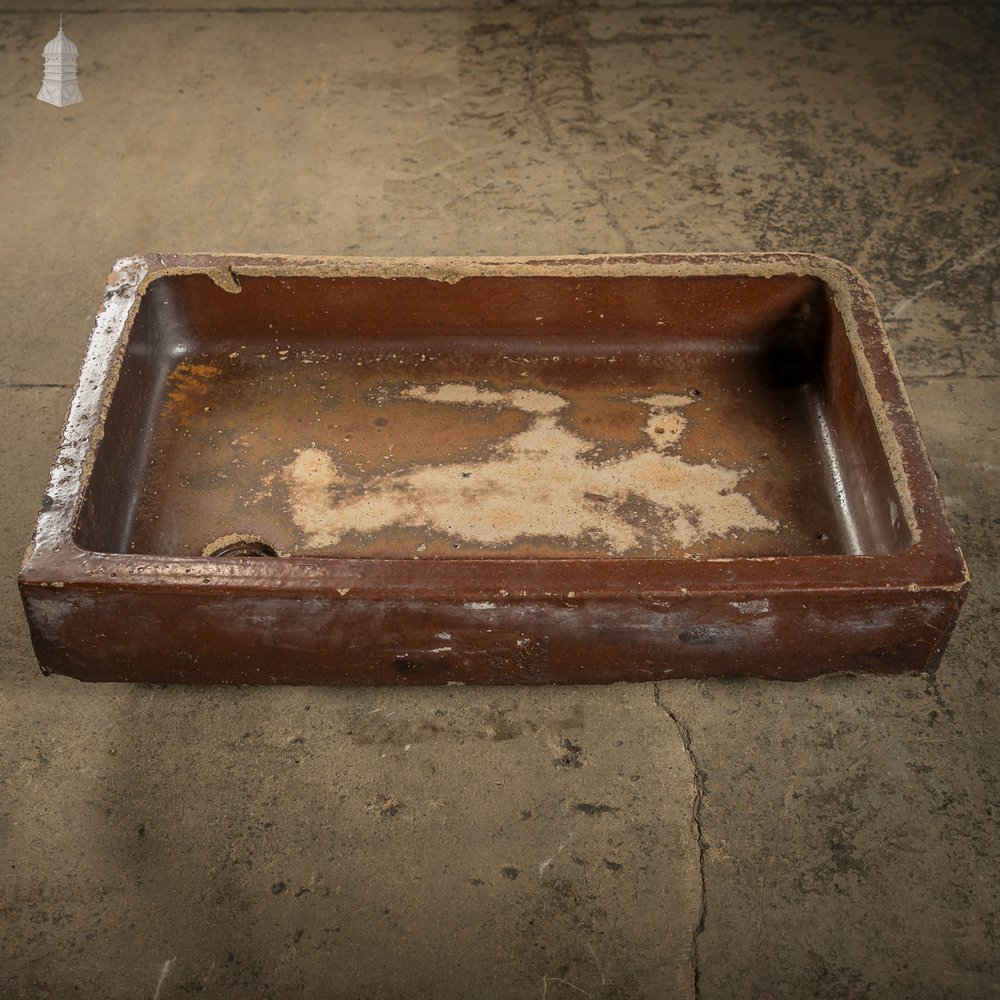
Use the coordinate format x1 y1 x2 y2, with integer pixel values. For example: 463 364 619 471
20 254 968 683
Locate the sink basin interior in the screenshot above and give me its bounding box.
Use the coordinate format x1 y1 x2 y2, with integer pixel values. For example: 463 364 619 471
75 271 912 560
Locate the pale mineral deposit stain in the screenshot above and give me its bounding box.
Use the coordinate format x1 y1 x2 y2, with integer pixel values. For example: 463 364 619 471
278 384 778 553
400 383 567 415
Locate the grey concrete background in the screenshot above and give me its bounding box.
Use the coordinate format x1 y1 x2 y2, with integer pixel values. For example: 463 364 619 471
1 2 997 997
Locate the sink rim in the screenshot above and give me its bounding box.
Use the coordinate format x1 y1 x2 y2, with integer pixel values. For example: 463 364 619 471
19 251 969 601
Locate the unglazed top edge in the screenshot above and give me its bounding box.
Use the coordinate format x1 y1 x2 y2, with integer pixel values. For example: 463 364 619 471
23 257 148 561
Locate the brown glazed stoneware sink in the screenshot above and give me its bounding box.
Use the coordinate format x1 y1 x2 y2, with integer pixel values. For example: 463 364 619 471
19 253 969 684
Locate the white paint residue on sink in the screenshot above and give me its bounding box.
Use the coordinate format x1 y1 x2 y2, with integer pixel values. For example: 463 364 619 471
640 393 696 450
279 384 778 553
401 383 567 415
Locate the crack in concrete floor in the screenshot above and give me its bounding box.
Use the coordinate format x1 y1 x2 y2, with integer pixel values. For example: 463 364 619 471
654 683 708 1000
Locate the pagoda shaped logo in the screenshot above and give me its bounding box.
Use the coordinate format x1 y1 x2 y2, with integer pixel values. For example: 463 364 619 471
37 17 83 108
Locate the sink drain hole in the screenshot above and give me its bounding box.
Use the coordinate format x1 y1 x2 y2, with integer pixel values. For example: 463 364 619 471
202 534 278 558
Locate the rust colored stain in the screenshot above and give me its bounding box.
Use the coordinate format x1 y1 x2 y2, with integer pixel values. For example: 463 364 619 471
19 253 969 685
164 362 222 426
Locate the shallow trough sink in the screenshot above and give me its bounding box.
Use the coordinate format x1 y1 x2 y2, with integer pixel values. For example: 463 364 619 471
19 253 968 683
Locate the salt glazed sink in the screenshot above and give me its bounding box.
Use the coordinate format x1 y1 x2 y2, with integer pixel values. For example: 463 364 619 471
19 253 968 684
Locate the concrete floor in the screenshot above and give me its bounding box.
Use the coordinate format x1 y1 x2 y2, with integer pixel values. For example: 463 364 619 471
1 1 998 997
